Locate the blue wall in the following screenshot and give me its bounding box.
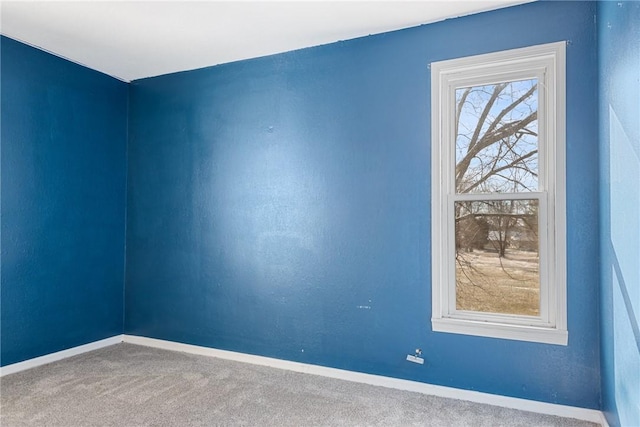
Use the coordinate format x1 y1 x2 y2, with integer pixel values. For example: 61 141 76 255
598 2 640 426
126 1 600 408
1 37 128 366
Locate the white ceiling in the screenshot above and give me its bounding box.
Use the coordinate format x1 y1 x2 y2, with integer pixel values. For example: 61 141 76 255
1 1 533 82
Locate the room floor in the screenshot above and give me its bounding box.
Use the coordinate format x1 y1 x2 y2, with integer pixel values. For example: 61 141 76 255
0 343 599 426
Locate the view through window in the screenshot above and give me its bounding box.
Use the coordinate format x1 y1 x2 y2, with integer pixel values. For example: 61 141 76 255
454 79 540 316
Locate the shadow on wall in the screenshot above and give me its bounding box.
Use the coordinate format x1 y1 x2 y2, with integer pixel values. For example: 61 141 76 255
604 106 640 427
598 3 640 425
609 106 640 421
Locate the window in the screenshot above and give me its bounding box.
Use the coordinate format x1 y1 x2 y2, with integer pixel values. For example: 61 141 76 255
431 42 567 345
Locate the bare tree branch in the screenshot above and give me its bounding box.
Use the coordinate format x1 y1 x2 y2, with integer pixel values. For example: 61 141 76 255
484 83 537 137
455 111 537 188
461 149 538 193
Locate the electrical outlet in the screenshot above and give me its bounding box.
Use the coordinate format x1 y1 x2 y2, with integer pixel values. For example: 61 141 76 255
406 354 424 364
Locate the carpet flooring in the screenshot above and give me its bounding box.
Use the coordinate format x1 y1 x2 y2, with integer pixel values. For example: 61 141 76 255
1 343 599 426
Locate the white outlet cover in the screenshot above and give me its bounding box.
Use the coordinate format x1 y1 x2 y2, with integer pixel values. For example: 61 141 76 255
406 354 425 365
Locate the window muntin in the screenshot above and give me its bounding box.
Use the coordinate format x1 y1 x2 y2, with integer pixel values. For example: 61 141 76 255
431 42 566 345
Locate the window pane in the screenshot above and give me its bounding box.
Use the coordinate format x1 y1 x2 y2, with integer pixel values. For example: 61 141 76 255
455 199 539 315
455 79 538 194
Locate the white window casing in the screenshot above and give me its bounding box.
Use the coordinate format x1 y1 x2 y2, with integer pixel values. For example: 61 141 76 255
431 42 567 345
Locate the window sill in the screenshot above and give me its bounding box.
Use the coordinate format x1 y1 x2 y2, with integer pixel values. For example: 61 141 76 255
432 317 568 345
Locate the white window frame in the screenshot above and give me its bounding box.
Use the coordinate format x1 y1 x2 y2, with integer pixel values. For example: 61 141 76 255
431 42 567 345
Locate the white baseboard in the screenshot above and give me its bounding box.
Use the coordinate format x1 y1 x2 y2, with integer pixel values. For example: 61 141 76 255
0 335 124 377
122 335 607 426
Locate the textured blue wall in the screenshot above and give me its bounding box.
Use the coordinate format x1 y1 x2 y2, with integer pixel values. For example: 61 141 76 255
125 1 600 408
1 37 128 366
598 2 640 426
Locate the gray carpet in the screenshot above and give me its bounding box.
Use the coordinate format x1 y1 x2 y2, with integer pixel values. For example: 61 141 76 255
0 343 598 427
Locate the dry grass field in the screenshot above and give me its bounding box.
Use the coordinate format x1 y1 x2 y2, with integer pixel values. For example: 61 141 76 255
455 249 540 316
